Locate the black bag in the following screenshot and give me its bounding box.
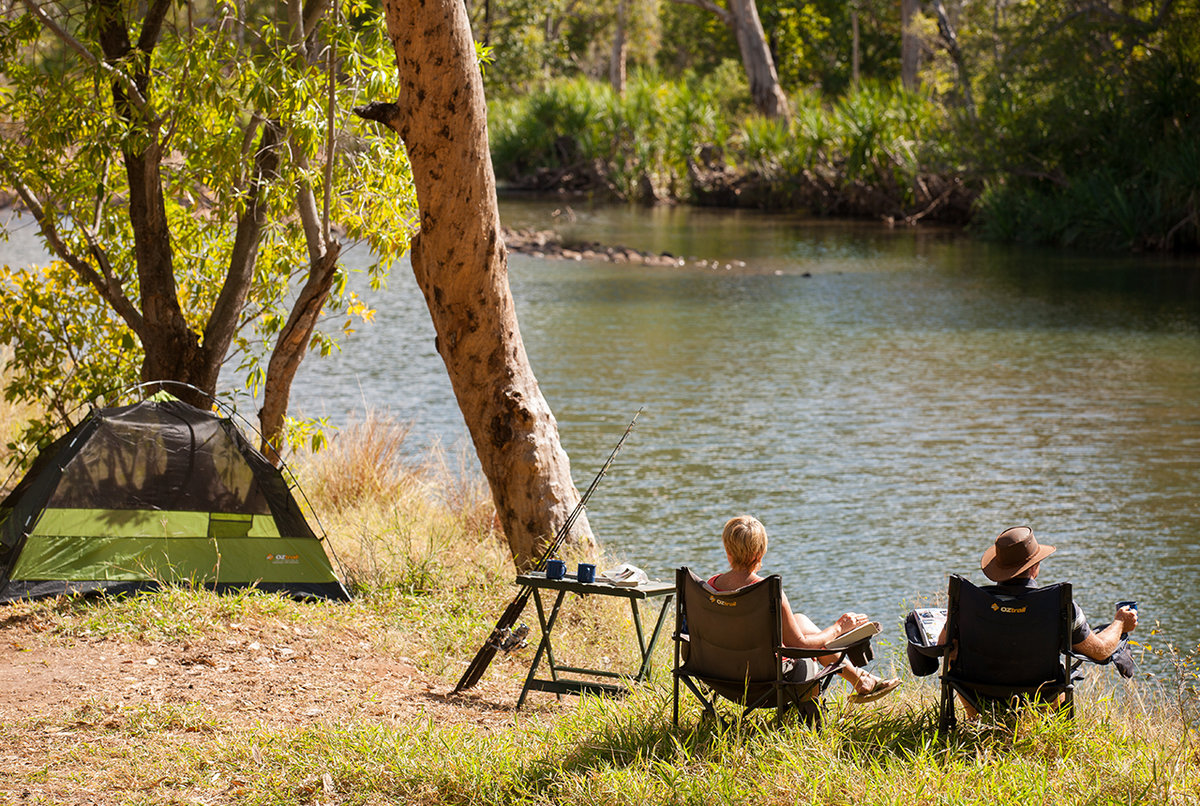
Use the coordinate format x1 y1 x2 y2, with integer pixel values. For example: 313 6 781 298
904 608 946 677
1090 623 1137 679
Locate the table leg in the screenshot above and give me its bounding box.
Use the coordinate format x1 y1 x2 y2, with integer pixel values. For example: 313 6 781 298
631 594 674 682
517 588 567 710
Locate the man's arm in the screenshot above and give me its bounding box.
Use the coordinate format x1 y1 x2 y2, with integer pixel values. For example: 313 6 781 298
1073 606 1138 662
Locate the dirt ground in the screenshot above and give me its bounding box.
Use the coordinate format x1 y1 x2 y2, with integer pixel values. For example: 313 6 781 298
0 612 538 736
0 604 601 803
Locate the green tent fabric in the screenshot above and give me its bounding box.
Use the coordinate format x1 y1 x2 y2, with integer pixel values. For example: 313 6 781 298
0 398 349 602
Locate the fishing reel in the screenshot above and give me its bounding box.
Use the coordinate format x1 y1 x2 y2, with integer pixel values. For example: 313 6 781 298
498 623 529 653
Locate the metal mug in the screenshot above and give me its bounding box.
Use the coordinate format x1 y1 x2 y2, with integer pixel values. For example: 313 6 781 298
576 563 596 583
545 559 566 580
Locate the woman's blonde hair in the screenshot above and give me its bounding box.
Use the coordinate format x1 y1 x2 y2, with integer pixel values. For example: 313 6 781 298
722 515 767 570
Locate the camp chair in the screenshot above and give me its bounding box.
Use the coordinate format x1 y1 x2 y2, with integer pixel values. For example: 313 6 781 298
672 567 873 728
938 574 1083 733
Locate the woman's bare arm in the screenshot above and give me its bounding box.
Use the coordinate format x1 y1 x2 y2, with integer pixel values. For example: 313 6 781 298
780 595 866 649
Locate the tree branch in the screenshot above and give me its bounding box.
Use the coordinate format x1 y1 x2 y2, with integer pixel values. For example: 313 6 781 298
136 0 173 53
303 0 332 45
203 120 280 357
666 0 732 26
353 101 404 134
18 0 151 114
0 165 145 335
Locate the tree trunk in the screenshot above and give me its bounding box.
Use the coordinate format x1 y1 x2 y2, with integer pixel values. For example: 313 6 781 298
932 0 976 118
94 0 217 410
610 0 628 95
851 7 861 88
364 0 596 568
901 0 921 91
670 0 789 119
258 245 341 463
729 0 790 119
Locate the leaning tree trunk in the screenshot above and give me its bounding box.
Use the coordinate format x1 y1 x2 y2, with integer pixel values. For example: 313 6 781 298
729 0 790 119
672 0 789 119
365 0 595 567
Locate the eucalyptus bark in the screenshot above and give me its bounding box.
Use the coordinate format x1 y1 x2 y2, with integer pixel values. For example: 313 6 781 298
364 0 595 566
932 0 976 118
729 0 790 119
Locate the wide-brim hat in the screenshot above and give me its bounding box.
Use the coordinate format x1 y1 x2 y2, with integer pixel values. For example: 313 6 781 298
981 526 1055 582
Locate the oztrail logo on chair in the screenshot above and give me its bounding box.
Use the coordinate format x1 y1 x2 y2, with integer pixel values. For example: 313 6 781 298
991 602 1027 614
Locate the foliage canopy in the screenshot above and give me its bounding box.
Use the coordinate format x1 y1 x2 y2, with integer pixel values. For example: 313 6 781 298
0 0 417 454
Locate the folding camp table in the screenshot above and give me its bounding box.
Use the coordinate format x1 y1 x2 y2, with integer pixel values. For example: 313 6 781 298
514 571 675 709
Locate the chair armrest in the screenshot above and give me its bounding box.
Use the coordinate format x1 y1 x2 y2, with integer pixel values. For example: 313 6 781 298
780 637 874 666
778 646 831 659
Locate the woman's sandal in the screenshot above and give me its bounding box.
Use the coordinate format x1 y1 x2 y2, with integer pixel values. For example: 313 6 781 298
848 671 901 703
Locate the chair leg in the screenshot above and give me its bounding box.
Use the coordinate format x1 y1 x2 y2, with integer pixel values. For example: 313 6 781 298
797 699 821 729
673 639 680 727
680 676 720 724
938 682 956 735
673 672 680 727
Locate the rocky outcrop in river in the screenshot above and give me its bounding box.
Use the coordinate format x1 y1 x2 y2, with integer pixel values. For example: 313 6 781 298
501 226 688 267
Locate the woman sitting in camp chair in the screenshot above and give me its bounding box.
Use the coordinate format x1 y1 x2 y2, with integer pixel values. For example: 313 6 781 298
707 515 900 703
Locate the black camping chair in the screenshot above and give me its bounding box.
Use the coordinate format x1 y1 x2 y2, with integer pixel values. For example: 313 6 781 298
672 567 873 728
938 574 1084 733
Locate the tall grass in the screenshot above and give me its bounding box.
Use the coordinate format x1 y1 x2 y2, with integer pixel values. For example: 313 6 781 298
490 76 965 221
6 677 1197 803
974 138 1200 251
491 72 736 202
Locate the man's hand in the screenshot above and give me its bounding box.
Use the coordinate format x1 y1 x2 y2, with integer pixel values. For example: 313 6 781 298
1116 605 1138 634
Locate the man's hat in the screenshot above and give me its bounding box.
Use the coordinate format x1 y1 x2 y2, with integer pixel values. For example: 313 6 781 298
981 526 1056 582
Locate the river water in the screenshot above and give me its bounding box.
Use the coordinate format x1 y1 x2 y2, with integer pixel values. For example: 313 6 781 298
6 201 1199 668
292 199 1200 667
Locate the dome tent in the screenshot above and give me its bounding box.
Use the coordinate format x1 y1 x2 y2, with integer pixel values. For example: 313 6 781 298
0 395 349 602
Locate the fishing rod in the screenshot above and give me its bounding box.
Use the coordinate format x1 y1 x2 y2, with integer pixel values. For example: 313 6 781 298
451 408 643 694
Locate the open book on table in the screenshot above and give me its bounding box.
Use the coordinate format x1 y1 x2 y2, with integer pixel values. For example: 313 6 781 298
600 563 649 587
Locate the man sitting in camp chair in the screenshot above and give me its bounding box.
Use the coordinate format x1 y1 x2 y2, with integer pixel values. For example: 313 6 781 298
935 526 1138 725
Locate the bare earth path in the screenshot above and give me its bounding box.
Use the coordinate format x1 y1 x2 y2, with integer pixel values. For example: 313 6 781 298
0 616 528 729
0 613 543 803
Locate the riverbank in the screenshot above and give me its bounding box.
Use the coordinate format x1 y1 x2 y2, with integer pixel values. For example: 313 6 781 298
2 414 1197 804
489 79 977 227
488 76 1199 252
